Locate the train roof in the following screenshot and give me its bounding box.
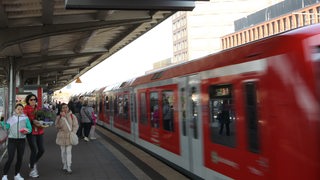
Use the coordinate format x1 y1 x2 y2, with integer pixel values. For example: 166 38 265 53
130 23 320 87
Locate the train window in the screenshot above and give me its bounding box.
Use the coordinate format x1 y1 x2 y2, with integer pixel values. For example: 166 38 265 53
105 96 109 110
312 45 320 62
244 82 260 153
114 96 118 116
151 71 164 80
123 94 129 119
162 90 174 132
191 87 198 139
139 92 148 125
110 96 114 116
117 95 123 117
209 84 236 148
150 92 159 128
180 88 187 136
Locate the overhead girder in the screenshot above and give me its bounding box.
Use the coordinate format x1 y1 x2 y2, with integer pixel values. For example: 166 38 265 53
65 0 197 11
0 17 151 54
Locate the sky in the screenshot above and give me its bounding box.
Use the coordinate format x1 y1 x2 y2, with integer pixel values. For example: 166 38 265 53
62 17 173 95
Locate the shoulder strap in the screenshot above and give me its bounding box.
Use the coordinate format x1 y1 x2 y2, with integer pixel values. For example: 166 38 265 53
63 117 72 132
83 107 92 120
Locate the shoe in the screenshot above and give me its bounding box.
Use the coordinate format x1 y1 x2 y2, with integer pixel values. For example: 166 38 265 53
2 175 8 180
29 167 39 178
66 166 72 173
14 173 24 180
62 164 67 171
28 163 37 169
84 137 90 142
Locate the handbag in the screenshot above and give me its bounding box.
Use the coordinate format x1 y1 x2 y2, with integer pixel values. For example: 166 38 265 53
63 116 78 146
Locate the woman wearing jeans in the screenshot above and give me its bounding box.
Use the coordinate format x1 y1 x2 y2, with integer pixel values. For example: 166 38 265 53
23 94 44 178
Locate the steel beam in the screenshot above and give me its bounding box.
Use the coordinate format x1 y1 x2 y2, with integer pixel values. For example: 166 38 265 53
65 0 196 11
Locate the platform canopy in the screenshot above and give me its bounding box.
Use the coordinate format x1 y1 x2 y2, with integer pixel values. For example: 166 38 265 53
0 0 208 92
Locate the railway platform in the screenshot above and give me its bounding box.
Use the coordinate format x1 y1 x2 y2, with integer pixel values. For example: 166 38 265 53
0 125 189 180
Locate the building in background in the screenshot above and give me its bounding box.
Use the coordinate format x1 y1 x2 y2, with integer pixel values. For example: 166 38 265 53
222 0 320 49
171 0 283 64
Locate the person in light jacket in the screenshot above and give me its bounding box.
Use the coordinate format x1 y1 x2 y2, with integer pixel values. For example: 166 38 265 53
1 104 32 180
80 100 93 142
55 103 79 174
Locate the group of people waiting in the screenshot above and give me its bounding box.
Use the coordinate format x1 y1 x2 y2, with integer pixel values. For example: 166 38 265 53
68 95 96 142
0 94 96 180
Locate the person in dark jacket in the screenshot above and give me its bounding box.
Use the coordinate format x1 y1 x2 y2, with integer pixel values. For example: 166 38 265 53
219 102 230 136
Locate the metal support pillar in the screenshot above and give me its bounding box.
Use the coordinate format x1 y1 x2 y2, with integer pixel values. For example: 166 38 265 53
8 56 16 116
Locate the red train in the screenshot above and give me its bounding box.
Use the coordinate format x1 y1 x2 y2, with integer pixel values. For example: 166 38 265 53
90 23 320 179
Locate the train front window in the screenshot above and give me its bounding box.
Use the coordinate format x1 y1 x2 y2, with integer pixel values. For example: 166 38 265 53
209 84 236 148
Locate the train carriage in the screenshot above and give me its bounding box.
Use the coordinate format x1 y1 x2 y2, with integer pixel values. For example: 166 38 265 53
95 24 320 180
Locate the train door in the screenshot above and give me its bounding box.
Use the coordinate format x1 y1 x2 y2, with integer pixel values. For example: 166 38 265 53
179 75 203 176
240 80 269 179
202 73 269 179
201 75 243 179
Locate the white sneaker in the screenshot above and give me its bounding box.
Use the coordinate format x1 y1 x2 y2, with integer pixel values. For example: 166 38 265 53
14 173 24 180
1 175 8 180
29 167 39 178
84 137 90 142
62 164 67 171
66 166 72 173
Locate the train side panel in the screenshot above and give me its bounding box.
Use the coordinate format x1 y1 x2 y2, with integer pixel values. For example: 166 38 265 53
94 24 320 180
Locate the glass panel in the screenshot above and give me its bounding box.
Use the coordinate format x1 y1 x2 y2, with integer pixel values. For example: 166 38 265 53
150 92 159 128
105 96 109 110
191 87 198 139
110 96 114 116
244 82 260 153
162 90 174 131
117 95 123 117
209 84 236 148
114 96 118 117
104 96 109 117
123 94 129 119
139 93 147 125
180 88 187 136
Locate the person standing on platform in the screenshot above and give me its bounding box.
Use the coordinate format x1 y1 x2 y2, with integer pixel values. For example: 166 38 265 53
89 102 97 140
23 94 44 178
55 103 79 174
67 98 76 114
80 99 93 142
1 104 32 180
74 96 84 139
